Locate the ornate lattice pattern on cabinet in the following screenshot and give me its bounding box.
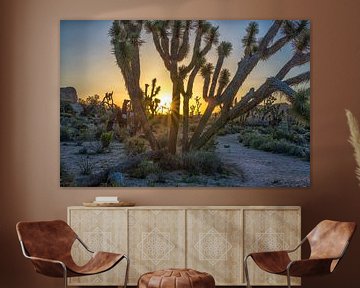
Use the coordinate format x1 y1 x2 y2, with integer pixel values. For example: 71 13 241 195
67 206 300 286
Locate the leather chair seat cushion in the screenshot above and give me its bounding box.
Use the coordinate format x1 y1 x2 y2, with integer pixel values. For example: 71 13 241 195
138 269 215 288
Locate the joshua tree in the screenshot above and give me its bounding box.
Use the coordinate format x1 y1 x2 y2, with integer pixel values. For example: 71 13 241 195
110 20 310 156
150 98 161 116
242 22 259 57
101 91 115 110
143 78 161 117
189 20 310 150
189 41 233 148
290 87 310 124
145 20 219 154
190 105 196 117
194 96 202 116
109 20 159 150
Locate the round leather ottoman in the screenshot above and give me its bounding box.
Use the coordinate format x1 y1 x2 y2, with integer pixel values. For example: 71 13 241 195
138 268 215 288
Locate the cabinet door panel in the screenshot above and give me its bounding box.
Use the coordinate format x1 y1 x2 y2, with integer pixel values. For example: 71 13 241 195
128 209 186 284
244 209 301 286
187 209 243 285
68 209 127 286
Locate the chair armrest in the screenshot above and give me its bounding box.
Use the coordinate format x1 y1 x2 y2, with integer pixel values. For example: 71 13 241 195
287 258 336 277
26 255 65 266
25 255 67 277
19 240 67 277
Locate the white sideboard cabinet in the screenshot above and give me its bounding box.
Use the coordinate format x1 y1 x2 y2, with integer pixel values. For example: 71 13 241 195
67 206 301 286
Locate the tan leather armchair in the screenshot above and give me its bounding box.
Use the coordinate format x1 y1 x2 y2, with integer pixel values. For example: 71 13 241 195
16 220 129 288
244 220 356 288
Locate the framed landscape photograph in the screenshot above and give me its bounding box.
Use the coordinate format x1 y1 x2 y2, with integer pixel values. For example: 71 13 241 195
60 20 310 187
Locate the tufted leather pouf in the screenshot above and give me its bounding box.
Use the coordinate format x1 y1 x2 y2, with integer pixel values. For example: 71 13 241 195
138 268 215 288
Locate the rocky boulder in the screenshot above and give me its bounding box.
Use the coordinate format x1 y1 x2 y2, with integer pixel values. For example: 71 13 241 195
61 87 78 103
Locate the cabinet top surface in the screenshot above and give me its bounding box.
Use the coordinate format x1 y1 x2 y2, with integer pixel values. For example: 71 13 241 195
68 205 301 210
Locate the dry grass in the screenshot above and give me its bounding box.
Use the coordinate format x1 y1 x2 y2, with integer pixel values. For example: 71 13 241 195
345 109 360 186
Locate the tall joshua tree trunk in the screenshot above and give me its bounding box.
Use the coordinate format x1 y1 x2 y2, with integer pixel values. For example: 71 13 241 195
145 20 219 154
109 20 159 151
169 74 181 153
181 58 204 153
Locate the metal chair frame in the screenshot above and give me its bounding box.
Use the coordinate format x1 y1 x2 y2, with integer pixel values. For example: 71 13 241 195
244 237 350 288
19 233 129 288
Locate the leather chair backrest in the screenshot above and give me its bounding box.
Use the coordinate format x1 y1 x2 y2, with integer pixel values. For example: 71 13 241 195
16 220 77 261
307 220 356 260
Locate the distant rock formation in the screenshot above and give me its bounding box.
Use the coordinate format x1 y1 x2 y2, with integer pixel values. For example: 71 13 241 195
61 87 78 103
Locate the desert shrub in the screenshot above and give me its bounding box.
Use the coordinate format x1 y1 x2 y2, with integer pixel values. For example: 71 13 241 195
60 127 73 141
146 173 166 186
257 140 276 152
157 133 168 150
272 128 289 140
78 157 94 175
114 127 129 142
238 127 310 160
217 122 242 136
100 131 113 149
182 151 223 175
94 126 105 140
239 131 272 149
72 118 89 131
147 149 182 171
125 137 147 155
129 160 161 179
77 127 96 141
159 152 182 170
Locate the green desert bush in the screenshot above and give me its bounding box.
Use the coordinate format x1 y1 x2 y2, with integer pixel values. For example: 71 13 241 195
129 160 161 179
158 152 182 170
60 127 73 141
238 126 310 160
100 131 113 149
78 128 96 141
217 123 242 136
182 151 223 175
125 136 147 155
148 149 182 171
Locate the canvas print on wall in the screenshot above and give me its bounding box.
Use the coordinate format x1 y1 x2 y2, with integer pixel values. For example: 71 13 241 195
60 20 310 187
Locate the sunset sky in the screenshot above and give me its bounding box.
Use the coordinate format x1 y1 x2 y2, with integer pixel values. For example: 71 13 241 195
60 20 309 111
